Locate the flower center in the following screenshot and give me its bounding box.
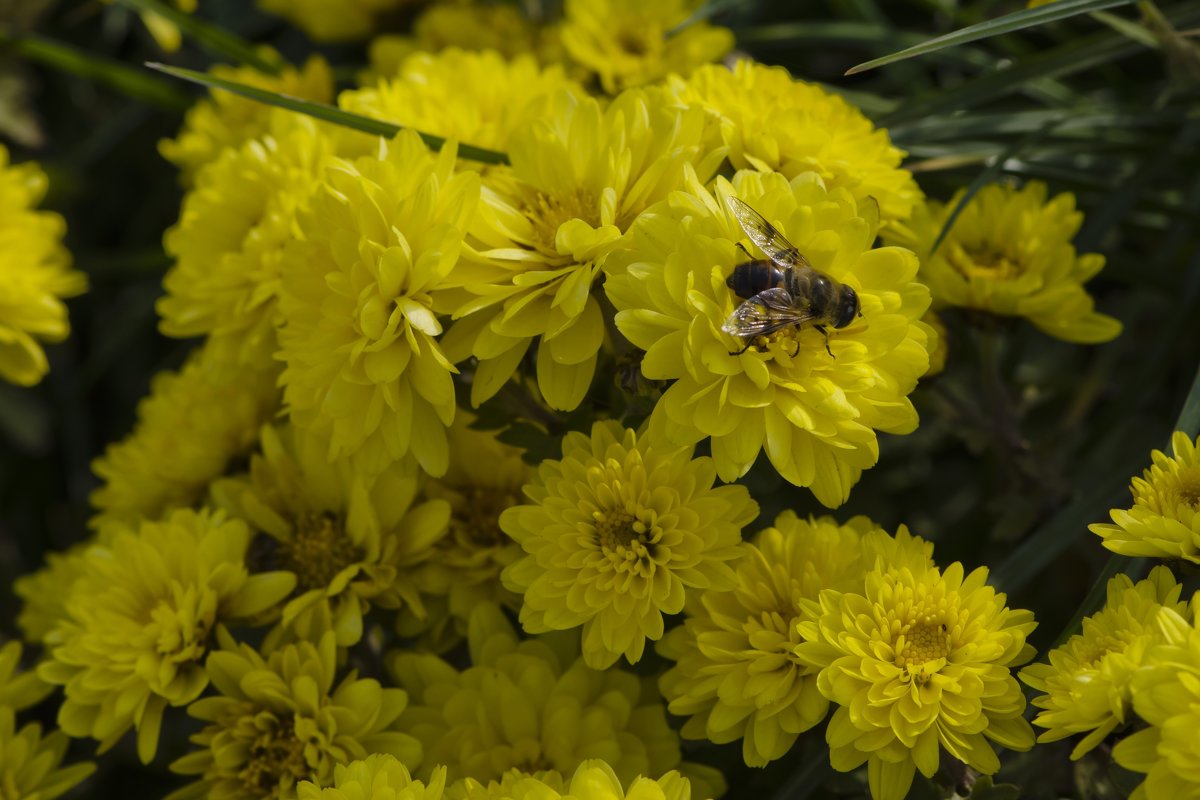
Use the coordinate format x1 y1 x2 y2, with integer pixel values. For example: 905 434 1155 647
284 512 362 591
948 243 1022 281
593 508 656 563
523 188 599 253
149 588 216 666
896 620 951 673
1178 468 1200 509
454 486 521 550
235 713 310 798
617 28 654 56
1139 464 1200 515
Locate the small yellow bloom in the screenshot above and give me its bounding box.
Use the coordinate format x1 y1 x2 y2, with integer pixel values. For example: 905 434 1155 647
560 0 733 94
449 761 694 800
795 563 1037 800
1090 432 1200 561
276 130 479 477
605 169 933 507
891 181 1122 343
0 640 53 712
501 420 755 669
160 54 334 184
170 632 422 799
1112 603 1200 799
1021 566 1186 758
658 514 932 767
440 88 724 411
213 422 450 648
0 707 95 800
38 508 296 763
300 755 447 800
258 0 419 41
0 144 86 387
89 343 280 531
668 61 922 223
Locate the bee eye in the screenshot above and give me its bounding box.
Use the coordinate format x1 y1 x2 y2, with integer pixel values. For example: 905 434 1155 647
834 289 860 328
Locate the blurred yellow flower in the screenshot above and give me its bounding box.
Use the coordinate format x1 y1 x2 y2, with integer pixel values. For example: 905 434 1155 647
1090 431 1200 561
89 343 280 531
0 708 95 800
103 0 195 51
890 181 1122 343
668 61 923 223
160 54 334 184
1112 603 1200 800
440 89 724 411
449 761 693 800
0 640 53 711
170 632 422 799
1021 566 1186 759
0 144 86 387
658 514 932 767
501 420 755 669
392 605 709 792
605 169 933 507
300 755 447 800
14 545 91 643
395 415 530 652
159 112 333 365
795 563 1037 800
339 48 584 159
258 0 419 41
277 130 479 478
560 0 733 93
213 422 450 648
923 311 948 377
39 509 295 763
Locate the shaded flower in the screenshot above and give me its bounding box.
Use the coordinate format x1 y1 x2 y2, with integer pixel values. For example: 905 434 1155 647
89 343 280 531
667 61 922 223
170 632 421 799
560 0 733 94
0 640 54 712
1090 432 1200 561
1021 566 1186 758
501 420 755 669
888 181 1121 343
276 130 478 477
440 88 724 411
213 422 450 648
0 144 86 387
448 760 693 800
795 563 1037 800
14 545 91 643
605 169 933 507
923 311 948 377
0 708 95 800
257 0 421 41
658 514 932 767
39 509 295 763
299 755 447 800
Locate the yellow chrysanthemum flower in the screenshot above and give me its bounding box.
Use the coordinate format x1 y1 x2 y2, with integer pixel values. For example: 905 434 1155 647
449 761 693 800
658 514 933 767
560 0 733 94
440 89 724 411
922 311 949 377
170 632 422 800
257 0 419 42
160 55 334 184
667 61 922 223
605 169 933 507
0 708 95 800
277 130 479 478
89 343 280 531
339 48 584 159
1090 432 1200 561
1020 566 1186 758
159 112 333 365
392 605 709 793
38 508 296 763
0 144 86 387
395 415 529 652
300 755 447 800
212 422 450 648
500 420 755 669
0 640 53 711
14 544 91 643
1112 603 1200 800
890 181 1122 343
794 563 1037 800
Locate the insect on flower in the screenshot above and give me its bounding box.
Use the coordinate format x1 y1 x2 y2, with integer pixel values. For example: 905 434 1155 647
723 196 861 356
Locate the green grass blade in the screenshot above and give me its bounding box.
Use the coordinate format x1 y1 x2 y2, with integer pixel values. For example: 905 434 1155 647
147 63 512 166
0 31 189 110
845 0 1136 74
113 0 283 74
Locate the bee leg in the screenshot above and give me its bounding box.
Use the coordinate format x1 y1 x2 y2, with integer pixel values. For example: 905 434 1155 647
814 324 834 358
735 242 753 259
728 339 754 356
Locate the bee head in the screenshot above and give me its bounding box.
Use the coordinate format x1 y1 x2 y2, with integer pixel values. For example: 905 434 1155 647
832 286 860 329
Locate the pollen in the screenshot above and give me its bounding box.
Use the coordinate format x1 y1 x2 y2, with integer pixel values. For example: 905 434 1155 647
522 187 600 253
235 714 308 796
592 508 655 566
283 511 362 590
896 620 952 672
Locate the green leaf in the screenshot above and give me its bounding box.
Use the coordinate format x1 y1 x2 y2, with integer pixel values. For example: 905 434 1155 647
146 63 512 165
0 31 189 110
845 0 1137 75
112 0 283 75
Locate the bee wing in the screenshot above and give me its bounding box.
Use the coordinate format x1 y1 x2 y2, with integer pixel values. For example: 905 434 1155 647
726 197 812 270
722 288 815 338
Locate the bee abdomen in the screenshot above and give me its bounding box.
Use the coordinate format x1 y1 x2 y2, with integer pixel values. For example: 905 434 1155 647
726 260 788 300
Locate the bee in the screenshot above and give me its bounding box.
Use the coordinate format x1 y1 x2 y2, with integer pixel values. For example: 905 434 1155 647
722 197 860 356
